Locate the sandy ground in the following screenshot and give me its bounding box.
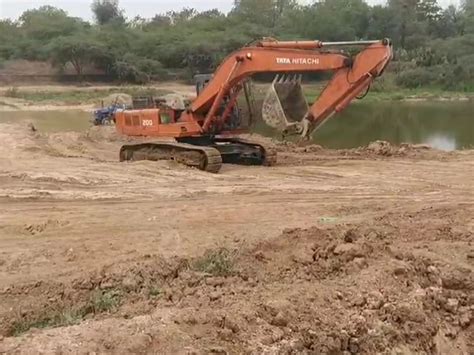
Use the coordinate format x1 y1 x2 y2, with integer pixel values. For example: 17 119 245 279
0 122 473 354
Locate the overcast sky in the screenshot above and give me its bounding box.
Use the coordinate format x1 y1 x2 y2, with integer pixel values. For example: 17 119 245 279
0 0 461 21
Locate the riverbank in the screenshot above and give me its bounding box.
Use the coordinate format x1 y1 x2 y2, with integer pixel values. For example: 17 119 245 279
0 83 472 112
302 85 474 102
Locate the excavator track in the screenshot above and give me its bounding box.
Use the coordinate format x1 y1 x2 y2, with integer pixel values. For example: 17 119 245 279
119 142 223 173
212 137 277 166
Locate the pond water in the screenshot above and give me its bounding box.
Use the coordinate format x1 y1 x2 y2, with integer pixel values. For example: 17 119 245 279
255 100 474 150
0 110 91 132
1 101 473 150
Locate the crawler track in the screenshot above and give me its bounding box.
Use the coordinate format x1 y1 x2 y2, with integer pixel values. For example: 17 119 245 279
119 142 223 173
212 137 278 166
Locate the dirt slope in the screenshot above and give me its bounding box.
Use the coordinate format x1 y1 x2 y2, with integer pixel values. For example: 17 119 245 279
0 122 472 354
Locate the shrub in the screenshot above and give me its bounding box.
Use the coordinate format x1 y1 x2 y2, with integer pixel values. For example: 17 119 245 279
395 67 439 88
4 87 20 98
112 60 149 84
192 248 235 276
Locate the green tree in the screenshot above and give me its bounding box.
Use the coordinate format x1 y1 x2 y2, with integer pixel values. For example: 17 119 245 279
417 0 442 21
194 9 224 20
367 5 398 40
91 0 124 25
128 15 147 29
462 0 474 33
19 6 87 41
147 15 172 28
283 0 370 41
0 20 20 59
167 8 197 24
0 0 472 90
232 0 284 28
431 5 463 38
48 35 108 75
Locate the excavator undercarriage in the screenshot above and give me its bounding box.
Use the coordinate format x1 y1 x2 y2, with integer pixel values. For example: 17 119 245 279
119 136 276 173
119 141 223 173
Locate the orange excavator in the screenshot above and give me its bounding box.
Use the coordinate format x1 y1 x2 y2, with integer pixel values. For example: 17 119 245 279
115 38 392 173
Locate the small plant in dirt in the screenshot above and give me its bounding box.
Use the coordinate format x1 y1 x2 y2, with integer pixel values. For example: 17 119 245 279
192 248 235 277
10 317 39 336
56 309 84 326
10 307 85 336
148 286 162 298
8 289 122 336
88 289 121 313
4 87 20 98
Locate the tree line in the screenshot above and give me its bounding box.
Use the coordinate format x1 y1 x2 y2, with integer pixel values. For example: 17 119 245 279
0 0 473 91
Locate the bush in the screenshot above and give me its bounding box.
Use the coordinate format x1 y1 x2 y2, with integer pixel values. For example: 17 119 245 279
192 248 235 276
369 72 398 92
395 67 439 88
439 62 474 91
112 54 167 83
112 60 149 84
136 58 163 75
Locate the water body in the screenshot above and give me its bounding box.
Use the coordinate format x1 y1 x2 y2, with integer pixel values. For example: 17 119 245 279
255 100 474 150
1 110 91 132
1 101 473 150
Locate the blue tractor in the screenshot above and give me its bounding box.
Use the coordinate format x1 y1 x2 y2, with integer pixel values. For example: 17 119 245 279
92 103 127 126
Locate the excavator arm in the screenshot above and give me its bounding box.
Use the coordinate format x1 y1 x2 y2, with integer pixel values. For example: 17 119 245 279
292 40 392 138
184 38 392 138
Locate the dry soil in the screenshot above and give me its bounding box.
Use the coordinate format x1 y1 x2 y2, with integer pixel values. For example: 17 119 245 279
0 122 473 354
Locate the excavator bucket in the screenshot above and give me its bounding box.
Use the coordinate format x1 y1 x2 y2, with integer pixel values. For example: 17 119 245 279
261 74 309 132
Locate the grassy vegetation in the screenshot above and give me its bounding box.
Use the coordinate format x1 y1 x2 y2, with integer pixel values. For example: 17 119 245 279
87 289 121 313
300 76 474 103
364 88 474 101
192 248 235 277
8 250 236 337
10 308 84 336
1 81 472 108
148 286 162 298
1 86 172 104
10 289 121 336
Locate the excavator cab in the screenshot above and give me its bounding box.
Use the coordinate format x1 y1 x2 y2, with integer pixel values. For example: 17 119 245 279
262 74 308 132
195 73 242 131
195 74 213 96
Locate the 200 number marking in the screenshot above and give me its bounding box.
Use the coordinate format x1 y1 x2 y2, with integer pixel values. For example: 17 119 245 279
142 120 153 126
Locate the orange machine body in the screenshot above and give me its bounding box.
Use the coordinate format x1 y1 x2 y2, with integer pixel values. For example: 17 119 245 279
115 108 202 137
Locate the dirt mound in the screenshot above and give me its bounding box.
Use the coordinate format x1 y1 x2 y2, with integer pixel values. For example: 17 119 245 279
101 93 133 107
0 123 39 156
3 123 126 162
357 140 433 156
0 256 187 337
241 216 473 353
272 139 458 166
0 123 118 159
1 207 472 353
81 125 125 142
276 139 436 156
